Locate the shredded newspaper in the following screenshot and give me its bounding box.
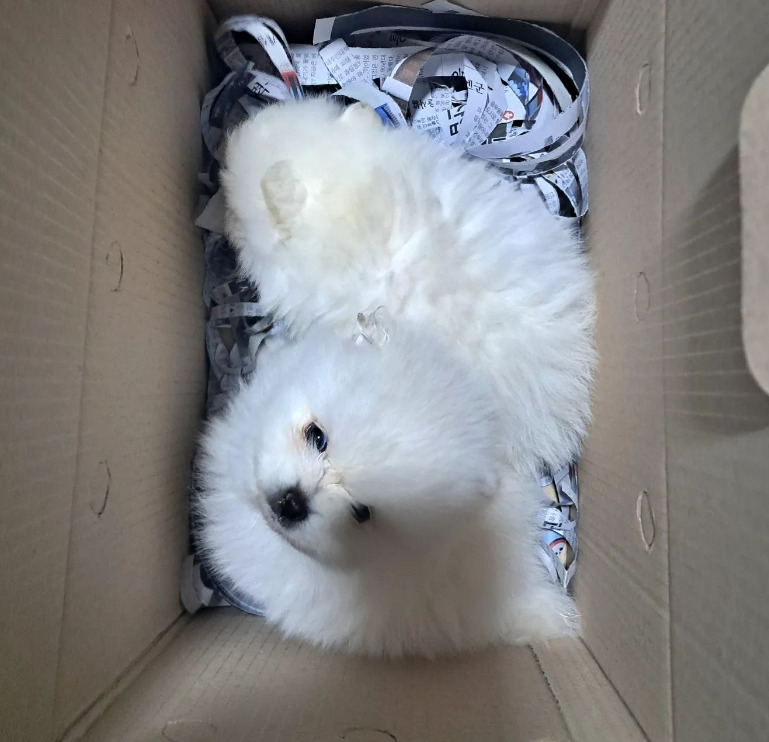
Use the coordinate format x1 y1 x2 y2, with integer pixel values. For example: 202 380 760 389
183 2 587 614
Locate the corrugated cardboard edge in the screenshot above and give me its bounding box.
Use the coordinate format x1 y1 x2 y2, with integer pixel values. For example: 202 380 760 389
533 639 648 742
58 615 191 742
739 63 769 397
578 1 671 739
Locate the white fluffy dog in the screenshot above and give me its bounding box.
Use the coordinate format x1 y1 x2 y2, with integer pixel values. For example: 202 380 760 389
222 98 595 470
197 97 596 656
198 325 578 655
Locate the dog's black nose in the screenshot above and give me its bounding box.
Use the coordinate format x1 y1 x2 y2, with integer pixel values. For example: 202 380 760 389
268 487 309 525
351 502 371 523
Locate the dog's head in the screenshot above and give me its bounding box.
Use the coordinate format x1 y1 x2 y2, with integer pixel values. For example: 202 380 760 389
198 325 502 570
220 98 439 333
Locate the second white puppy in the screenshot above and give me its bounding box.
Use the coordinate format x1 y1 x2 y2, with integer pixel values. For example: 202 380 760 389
222 98 595 472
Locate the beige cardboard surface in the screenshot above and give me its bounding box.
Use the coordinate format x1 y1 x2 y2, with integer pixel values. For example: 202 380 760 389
0 2 111 741
80 609 572 742
740 64 769 396
578 1 670 740
661 1 769 740
72 622 647 742
60 616 192 742
50 0 211 735
532 639 647 742
209 0 604 37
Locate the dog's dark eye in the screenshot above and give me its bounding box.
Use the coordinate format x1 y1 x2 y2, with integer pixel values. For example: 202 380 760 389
305 422 328 453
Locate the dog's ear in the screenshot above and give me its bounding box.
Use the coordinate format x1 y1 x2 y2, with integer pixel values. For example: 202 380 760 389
339 102 383 129
260 160 307 238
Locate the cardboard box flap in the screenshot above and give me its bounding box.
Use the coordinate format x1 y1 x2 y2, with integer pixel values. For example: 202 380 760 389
662 2 769 741
740 63 769 397
50 0 211 735
578 1 671 739
75 611 645 742
0 2 111 740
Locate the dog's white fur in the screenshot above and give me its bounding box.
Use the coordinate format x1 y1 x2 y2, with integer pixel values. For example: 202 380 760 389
197 97 596 656
198 326 578 656
223 98 595 470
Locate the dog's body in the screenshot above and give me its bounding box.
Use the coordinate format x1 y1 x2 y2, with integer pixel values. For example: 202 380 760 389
223 99 595 470
197 98 596 656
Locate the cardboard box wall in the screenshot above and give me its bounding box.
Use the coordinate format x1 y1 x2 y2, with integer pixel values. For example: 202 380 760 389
1 0 768 740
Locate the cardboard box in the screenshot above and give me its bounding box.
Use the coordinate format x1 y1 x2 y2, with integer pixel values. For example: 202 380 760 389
1 1 768 740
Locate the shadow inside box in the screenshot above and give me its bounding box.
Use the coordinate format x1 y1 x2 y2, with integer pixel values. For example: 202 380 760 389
662 146 769 436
